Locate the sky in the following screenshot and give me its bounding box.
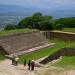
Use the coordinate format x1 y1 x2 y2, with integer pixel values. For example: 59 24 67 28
0 0 75 10
0 0 75 17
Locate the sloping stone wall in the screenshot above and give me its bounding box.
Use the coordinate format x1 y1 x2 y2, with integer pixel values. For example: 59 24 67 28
43 31 75 41
0 46 8 54
40 48 75 64
0 31 49 55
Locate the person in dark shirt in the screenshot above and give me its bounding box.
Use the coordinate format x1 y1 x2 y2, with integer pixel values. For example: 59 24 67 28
12 55 15 65
28 60 31 70
31 60 35 71
24 58 26 66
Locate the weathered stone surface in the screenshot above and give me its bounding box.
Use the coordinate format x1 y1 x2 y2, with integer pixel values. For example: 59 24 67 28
0 31 49 55
43 31 75 41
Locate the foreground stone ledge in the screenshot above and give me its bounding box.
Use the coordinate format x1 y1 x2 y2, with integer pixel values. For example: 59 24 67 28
6 43 54 58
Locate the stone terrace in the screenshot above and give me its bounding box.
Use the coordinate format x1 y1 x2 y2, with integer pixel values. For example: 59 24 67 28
0 31 51 55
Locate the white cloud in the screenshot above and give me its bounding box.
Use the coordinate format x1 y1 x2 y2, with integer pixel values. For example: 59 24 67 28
0 0 75 9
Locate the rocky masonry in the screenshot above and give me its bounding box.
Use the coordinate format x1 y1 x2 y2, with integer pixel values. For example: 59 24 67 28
43 31 75 41
0 31 50 55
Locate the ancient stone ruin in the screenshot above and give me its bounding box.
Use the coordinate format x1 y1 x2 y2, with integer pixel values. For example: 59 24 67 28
0 31 51 56
43 31 75 41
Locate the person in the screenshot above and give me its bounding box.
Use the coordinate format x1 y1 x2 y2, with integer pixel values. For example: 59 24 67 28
31 60 35 71
12 55 15 65
24 58 27 66
28 60 31 70
15 56 19 66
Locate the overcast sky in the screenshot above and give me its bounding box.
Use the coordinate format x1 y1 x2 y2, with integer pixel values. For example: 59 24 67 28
0 0 75 11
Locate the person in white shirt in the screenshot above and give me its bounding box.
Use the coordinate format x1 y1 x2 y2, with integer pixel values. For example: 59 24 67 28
15 56 19 66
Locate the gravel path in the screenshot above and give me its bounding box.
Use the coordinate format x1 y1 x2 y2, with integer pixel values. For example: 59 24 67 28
0 59 75 75
0 59 36 75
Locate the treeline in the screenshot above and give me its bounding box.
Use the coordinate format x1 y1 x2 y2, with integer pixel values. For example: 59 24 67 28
4 12 75 30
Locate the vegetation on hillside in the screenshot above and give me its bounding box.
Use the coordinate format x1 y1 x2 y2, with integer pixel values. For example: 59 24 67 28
4 12 54 30
4 12 75 31
61 28 75 33
55 17 75 28
4 24 18 30
50 56 75 69
0 54 5 61
18 12 54 30
0 29 38 36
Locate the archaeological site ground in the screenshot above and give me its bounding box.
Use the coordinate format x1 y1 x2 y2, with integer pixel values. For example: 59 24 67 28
0 28 75 75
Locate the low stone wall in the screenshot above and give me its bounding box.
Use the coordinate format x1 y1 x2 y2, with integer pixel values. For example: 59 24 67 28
40 48 75 64
43 31 75 41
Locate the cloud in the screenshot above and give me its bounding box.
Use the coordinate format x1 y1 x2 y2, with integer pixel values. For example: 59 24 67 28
0 0 75 9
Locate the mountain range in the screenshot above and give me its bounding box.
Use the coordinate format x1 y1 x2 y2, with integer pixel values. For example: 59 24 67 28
0 4 40 16
0 4 75 18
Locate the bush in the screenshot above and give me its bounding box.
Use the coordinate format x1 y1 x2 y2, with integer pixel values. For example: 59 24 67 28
55 18 75 28
4 24 17 30
18 13 53 30
54 23 64 30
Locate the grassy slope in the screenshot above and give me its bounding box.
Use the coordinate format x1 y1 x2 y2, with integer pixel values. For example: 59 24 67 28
0 28 38 36
19 39 75 64
0 54 5 61
51 56 75 69
62 28 75 33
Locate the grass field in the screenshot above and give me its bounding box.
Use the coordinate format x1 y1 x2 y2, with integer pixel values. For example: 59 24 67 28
19 39 75 64
61 28 75 33
0 54 5 61
0 28 38 36
53 28 75 33
50 56 75 69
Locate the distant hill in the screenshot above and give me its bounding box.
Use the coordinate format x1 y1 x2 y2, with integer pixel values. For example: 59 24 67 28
0 4 40 16
0 4 75 18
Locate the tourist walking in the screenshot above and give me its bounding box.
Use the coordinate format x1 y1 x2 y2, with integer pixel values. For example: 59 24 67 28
15 56 19 66
24 58 27 66
28 60 31 70
31 60 35 71
12 55 16 65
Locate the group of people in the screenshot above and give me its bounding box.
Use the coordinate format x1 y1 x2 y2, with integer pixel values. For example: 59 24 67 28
27 60 35 71
12 55 35 71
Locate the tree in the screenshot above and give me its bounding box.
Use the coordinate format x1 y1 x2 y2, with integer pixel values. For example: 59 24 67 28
18 17 32 28
18 12 54 30
55 17 75 28
39 16 54 30
4 24 17 30
54 23 64 30
32 12 42 17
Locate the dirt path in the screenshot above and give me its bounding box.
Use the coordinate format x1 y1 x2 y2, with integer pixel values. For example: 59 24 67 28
0 59 37 75
0 59 75 75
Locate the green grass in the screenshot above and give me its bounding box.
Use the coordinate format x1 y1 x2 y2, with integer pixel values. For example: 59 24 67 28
0 28 38 36
19 39 75 64
61 28 75 33
53 28 75 33
51 56 75 69
0 54 5 61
